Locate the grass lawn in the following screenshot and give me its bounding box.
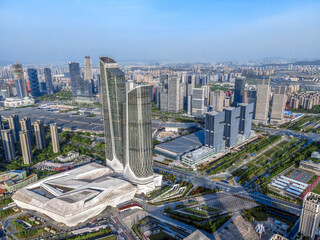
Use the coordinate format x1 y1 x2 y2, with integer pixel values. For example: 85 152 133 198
149 232 176 240
312 182 320 194
98 235 117 240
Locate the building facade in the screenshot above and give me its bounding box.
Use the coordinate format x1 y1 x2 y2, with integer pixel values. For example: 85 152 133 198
50 123 60 153
1 129 16 161
27 68 40 97
44 68 54 95
19 130 33 165
271 86 286 123
238 103 254 139
34 120 46 150
234 78 245 106
8 114 20 143
192 88 205 116
205 111 225 153
68 62 81 97
224 107 241 148
254 78 270 124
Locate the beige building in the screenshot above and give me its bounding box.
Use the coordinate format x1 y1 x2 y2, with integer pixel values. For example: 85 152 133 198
254 78 270 124
50 123 60 153
19 130 33 165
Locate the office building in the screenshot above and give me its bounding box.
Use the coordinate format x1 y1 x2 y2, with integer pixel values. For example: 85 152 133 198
19 130 33 165
224 107 241 148
234 78 246 106
238 103 254 139
8 114 20 143
192 88 205 116
205 111 225 153
50 123 60 153
210 90 224 112
1 129 16 161
20 117 33 145
34 120 46 150
299 192 320 239
271 86 286 123
246 88 257 117
124 85 154 186
39 82 47 95
160 88 168 112
99 57 127 171
99 57 161 193
168 76 181 113
27 68 40 97
0 114 2 130
68 62 81 97
254 79 270 124
44 68 54 95
84 56 93 81
15 79 26 99
12 63 27 97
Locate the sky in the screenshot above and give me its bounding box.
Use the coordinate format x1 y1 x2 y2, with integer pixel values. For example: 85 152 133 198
0 0 320 64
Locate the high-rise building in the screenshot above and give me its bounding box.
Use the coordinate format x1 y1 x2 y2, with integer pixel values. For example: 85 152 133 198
50 123 60 153
99 57 127 171
39 82 47 95
97 74 101 94
99 57 160 193
234 78 246 106
15 79 26 99
205 111 225 153
224 107 241 147
34 120 46 150
44 68 54 95
12 63 27 97
1 129 16 161
8 114 20 143
27 68 40 97
246 88 257 118
0 114 2 130
299 192 320 239
210 90 225 112
20 117 33 145
238 103 254 139
271 86 287 123
68 62 81 97
84 56 93 81
124 85 154 185
19 130 33 165
254 79 270 123
192 88 205 116
168 76 181 113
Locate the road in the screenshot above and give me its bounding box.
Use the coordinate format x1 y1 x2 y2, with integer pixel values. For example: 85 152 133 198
258 127 320 141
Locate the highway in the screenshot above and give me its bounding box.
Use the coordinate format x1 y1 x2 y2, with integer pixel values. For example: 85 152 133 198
258 127 320 141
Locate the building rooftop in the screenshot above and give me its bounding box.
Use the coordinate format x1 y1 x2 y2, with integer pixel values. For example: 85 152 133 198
306 192 320 204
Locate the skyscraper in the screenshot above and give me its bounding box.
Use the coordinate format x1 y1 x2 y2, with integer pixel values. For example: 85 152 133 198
0 114 2 130
168 76 181 113
210 90 225 112
8 114 20 143
100 57 160 192
1 129 16 161
20 117 33 145
100 57 127 171
19 130 33 165
15 79 26 99
192 88 205 116
224 107 241 147
50 123 60 153
84 56 93 81
238 103 254 139
246 88 257 118
12 63 27 97
254 78 270 124
234 78 246 106
271 86 287 123
124 85 154 185
205 111 225 153
299 192 320 239
68 62 81 97
27 68 40 97
44 68 54 95
34 120 46 150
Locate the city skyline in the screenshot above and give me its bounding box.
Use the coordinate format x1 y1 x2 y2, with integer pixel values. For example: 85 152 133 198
1 0 320 64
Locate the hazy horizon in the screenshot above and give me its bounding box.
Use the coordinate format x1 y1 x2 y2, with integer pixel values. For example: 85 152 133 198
1 0 320 64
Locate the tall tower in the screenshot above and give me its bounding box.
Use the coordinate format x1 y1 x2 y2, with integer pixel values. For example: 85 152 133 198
19 130 33 165
224 107 241 147
254 78 270 124
15 79 26 99
234 78 246 106
210 90 225 112
124 85 154 185
20 117 33 145
1 129 16 161
84 56 93 81
205 111 225 153
167 76 181 113
8 114 20 143
271 86 287 123
192 88 205 116
99 57 127 171
34 120 46 150
12 63 27 97
238 103 254 139
299 192 320 239
44 68 54 95
68 62 81 97
50 123 60 153
27 68 40 97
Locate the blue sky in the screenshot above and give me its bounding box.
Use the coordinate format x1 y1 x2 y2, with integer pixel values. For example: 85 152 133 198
0 0 320 63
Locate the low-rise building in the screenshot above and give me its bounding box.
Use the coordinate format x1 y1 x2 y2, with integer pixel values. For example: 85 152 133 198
4 97 35 108
300 160 320 174
0 170 37 193
181 147 215 167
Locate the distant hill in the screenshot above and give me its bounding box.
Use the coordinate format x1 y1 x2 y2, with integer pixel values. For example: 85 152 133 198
293 60 320 65
0 60 13 66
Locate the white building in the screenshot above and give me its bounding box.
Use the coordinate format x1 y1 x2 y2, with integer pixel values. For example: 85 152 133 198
4 97 35 108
